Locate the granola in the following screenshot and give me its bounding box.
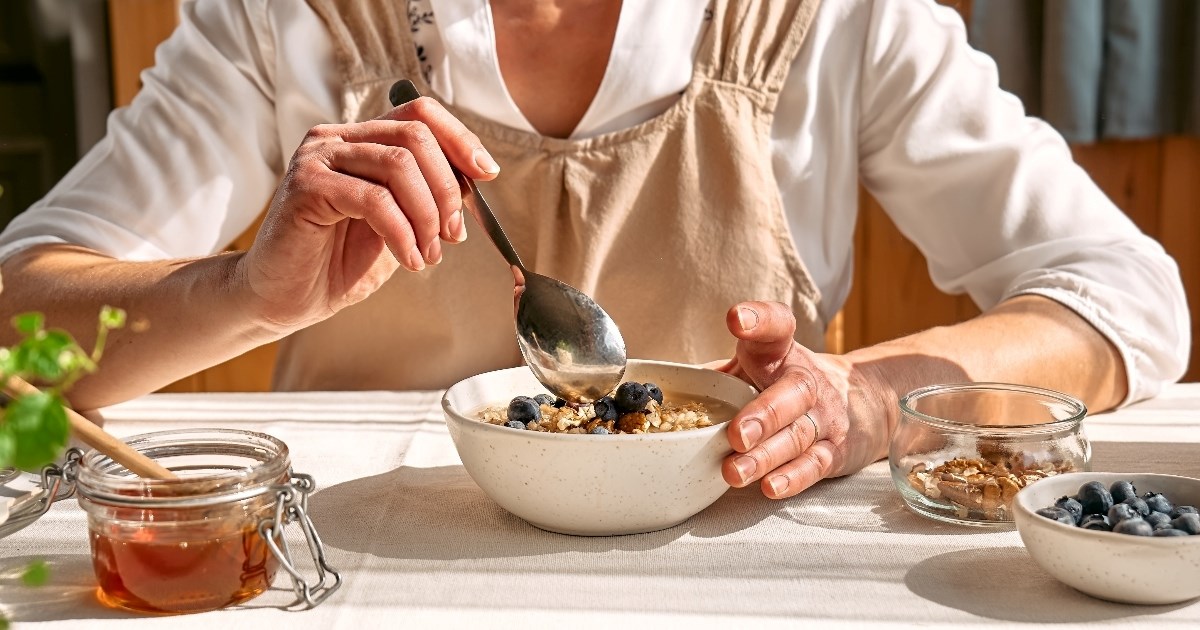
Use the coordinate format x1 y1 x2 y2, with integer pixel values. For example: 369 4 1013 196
907 453 1075 521
480 398 713 434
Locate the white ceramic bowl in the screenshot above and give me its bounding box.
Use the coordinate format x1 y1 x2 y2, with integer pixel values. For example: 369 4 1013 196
1014 472 1200 605
441 360 757 536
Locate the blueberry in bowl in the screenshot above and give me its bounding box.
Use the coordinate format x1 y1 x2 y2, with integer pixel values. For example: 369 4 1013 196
1014 472 1200 605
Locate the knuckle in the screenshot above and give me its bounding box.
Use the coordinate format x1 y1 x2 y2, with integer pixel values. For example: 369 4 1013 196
305 123 338 141
406 96 438 119
803 445 833 473
433 175 462 213
399 121 437 151
784 421 807 453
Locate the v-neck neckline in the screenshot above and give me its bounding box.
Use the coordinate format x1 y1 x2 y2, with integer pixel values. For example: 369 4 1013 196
452 0 630 140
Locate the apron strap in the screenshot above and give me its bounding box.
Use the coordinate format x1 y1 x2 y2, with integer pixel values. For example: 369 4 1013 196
307 0 428 93
695 0 823 96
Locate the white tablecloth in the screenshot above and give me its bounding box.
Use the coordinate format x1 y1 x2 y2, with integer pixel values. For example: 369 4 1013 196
3 385 1200 629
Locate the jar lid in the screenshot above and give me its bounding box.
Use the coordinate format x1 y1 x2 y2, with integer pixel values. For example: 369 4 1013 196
75 428 290 509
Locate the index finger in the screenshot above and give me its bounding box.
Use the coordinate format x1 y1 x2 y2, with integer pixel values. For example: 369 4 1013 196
383 90 499 182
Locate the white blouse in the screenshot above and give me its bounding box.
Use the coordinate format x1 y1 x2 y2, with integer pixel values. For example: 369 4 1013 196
0 0 1188 403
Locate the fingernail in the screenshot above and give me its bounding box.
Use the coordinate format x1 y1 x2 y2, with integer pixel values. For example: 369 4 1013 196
738 418 763 447
408 245 425 271
449 210 467 242
737 306 758 331
426 239 442 265
733 455 757 483
473 148 500 175
768 476 789 496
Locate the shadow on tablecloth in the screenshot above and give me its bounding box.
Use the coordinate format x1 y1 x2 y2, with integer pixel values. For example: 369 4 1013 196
306 462 986 563
904 547 1193 622
0 554 137 622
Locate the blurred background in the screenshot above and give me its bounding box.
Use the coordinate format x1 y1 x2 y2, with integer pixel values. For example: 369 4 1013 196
1 0 1197 391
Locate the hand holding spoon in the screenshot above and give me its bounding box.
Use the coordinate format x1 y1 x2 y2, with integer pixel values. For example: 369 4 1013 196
389 80 627 403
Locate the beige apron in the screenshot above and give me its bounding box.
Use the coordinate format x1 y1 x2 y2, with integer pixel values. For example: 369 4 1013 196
277 0 825 391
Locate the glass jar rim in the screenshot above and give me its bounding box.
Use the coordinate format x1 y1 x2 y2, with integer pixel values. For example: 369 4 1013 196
898 382 1087 435
76 428 290 508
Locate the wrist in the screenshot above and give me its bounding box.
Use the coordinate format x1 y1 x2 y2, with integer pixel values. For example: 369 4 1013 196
226 251 300 343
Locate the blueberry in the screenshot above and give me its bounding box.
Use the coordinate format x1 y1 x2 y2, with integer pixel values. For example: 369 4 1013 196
1108 503 1139 524
552 398 568 408
1080 515 1112 531
592 397 619 423
1146 512 1172 530
1142 492 1173 514
1075 481 1114 516
1170 505 1199 519
1113 518 1153 536
1036 507 1076 526
507 397 541 424
533 394 555 406
1122 496 1151 518
1171 513 1200 535
644 382 664 405
614 382 651 413
1054 496 1084 524
589 426 610 435
1153 528 1189 537
504 420 527 430
1109 480 1138 504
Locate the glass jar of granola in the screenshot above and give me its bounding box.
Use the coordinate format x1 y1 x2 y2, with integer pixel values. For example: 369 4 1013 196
889 383 1090 527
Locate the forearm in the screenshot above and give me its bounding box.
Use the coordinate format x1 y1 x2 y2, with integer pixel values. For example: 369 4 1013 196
847 294 1127 439
0 244 281 409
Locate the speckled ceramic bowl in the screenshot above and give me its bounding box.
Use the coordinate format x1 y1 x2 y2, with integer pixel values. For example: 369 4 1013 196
441 360 757 536
1014 472 1200 605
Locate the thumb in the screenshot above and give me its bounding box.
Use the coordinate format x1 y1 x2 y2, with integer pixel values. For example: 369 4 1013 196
726 301 798 378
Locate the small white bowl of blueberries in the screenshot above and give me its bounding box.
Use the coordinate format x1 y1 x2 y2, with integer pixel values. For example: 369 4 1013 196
1014 472 1200 605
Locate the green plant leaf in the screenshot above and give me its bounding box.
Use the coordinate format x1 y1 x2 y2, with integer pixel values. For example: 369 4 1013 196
99 306 127 330
12 312 44 336
3 392 70 471
0 612 10 630
21 559 49 587
0 426 14 469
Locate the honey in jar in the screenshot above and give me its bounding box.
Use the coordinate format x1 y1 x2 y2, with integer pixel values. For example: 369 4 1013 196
75 429 296 613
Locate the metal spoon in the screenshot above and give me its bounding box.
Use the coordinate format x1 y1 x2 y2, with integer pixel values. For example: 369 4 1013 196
389 80 627 404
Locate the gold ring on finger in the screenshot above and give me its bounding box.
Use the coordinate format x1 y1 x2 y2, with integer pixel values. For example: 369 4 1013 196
804 411 819 442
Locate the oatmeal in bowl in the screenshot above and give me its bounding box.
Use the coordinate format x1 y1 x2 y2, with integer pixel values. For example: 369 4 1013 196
479 380 718 435
441 360 756 536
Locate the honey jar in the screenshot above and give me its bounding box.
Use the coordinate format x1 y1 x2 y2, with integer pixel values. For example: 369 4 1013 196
72 429 340 613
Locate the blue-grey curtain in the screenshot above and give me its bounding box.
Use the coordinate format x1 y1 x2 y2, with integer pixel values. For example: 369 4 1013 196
970 0 1200 143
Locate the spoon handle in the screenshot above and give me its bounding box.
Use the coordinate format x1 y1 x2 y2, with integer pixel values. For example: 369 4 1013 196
389 80 526 271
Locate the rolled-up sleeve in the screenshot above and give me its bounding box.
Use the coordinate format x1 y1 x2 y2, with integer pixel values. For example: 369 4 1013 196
0 0 282 262
856 0 1190 403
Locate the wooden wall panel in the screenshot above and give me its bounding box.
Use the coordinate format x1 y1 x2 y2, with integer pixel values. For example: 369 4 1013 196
1158 138 1200 382
108 0 180 108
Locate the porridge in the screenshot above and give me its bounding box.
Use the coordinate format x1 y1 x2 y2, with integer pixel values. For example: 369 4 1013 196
479 381 724 434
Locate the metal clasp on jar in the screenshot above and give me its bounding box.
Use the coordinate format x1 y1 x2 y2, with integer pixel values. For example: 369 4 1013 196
260 472 343 609
2 454 343 611
0 448 82 539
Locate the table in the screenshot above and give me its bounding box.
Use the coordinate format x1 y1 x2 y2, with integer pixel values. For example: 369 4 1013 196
3 385 1200 629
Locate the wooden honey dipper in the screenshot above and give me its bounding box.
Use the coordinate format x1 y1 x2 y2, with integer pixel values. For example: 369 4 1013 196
4 376 177 480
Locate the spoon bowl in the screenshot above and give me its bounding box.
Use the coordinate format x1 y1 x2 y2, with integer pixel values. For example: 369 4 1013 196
514 270 626 402
390 80 627 403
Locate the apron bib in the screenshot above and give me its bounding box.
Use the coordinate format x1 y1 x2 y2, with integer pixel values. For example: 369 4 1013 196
278 0 825 391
